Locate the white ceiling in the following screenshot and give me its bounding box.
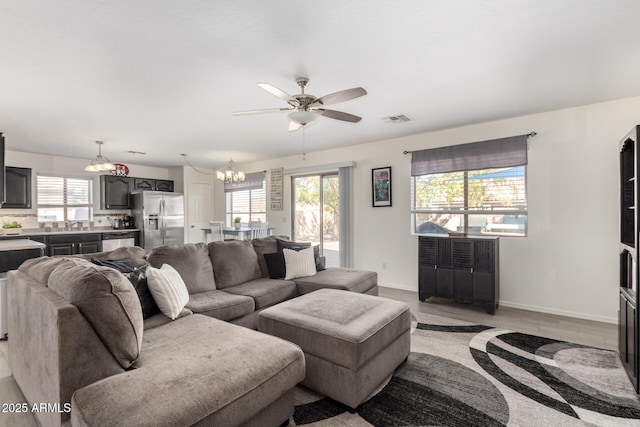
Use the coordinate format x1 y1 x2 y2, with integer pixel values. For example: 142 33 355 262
1 0 640 169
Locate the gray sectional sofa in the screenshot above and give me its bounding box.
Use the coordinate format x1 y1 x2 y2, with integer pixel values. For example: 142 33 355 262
8 236 379 426
145 236 378 329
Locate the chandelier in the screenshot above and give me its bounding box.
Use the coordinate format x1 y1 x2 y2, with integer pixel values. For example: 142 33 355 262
216 159 245 184
85 141 115 172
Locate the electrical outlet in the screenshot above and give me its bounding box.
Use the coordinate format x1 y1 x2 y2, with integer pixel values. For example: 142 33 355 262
382 262 387 270
282 216 287 223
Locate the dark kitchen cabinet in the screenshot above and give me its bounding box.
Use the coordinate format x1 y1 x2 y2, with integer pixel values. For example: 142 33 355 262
101 175 132 209
154 180 174 192
133 178 155 191
1 166 31 209
133 178 174 192
47 234 102 256
619 125 640 392
418 235 499 314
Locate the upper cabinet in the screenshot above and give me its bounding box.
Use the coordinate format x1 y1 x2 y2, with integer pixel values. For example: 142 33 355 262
101 175 132 209
101 175 174 210
133 178 174 192
1 166 32 209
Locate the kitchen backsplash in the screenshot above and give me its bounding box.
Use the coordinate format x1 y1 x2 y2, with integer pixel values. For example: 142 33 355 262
1 211 130 229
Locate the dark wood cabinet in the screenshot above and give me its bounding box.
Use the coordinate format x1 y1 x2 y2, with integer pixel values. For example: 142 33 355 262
47 233 102 256
154 179 174 192
133 178 155 191
2 166 31 209
619 125 640 393
418 235 499 314
100 175 132 209
133 178 174 192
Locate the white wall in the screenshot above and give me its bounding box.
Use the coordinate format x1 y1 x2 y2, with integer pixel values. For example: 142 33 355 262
2 150 170 228
230 96 640 323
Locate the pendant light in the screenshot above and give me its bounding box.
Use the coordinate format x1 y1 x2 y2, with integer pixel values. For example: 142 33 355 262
85 141 115 172
216 159 245 184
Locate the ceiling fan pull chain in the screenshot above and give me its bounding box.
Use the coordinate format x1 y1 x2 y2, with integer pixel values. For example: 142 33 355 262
302 127 306 160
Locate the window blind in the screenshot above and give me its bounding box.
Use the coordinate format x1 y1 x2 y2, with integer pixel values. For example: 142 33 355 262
411 135 528 176
224 171 266 193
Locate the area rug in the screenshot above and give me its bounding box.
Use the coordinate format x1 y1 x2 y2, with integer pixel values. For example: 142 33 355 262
291 312 640 426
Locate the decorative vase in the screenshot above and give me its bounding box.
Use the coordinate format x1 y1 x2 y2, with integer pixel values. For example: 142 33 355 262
234 223 241 229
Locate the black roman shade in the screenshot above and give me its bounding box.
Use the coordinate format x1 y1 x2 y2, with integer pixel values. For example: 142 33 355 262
410 135 528 176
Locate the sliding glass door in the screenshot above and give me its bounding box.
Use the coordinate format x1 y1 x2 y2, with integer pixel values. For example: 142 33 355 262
292 174 339 267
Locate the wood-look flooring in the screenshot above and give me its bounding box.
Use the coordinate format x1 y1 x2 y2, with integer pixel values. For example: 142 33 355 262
379 286 618 351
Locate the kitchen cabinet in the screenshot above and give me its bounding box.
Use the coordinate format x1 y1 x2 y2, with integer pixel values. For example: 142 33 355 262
100 176 132 209
418 235 499 314
1 167 31 209
47 233 102 256
133 178 174 192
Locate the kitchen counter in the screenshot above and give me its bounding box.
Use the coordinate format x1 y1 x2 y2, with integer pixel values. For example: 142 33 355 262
0 228 139 238
0 239 47 251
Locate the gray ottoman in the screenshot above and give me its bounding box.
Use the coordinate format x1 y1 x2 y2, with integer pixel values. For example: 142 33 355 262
258 288 411 408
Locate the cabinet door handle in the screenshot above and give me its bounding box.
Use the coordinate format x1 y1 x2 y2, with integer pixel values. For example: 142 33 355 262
471 268 474 273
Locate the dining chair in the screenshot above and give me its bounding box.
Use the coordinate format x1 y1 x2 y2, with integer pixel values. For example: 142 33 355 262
209 221 225 242
249 221 269 239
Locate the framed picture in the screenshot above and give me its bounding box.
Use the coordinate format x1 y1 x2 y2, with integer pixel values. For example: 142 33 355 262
372 166 392 207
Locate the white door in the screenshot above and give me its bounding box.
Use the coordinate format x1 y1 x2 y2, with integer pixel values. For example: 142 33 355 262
187 181 214 243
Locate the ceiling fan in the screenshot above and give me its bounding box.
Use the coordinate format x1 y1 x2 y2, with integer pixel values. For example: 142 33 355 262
233 77 367 131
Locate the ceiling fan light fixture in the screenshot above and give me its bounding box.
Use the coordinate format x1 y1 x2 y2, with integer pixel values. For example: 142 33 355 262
288 110 320 126
85 141 116 172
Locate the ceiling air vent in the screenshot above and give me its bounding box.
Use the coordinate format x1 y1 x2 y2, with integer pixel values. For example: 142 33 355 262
382 114 412 123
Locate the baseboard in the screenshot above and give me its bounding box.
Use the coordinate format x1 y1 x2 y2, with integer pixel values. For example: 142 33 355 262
499 300 617 325
378 282 417 293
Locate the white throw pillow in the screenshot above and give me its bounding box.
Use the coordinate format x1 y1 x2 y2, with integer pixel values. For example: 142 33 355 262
283 247 317 280
146 264 190 320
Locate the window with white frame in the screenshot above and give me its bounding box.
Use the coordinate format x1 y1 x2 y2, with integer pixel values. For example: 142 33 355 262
410 135 529 237
224 172 266 225
37 175 94 222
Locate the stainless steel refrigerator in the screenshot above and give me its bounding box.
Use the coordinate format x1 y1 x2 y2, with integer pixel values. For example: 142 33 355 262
131 191 184 250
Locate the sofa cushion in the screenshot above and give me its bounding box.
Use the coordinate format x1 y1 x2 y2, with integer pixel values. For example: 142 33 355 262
251 235 289 277
143 308 193 331
294 268 378 295
208 240 262 289
147 264 190 320
277 239 324 271
48 263 143 369
147 243 216 293
18 256 90 285
124 266 160 319
72 314 305 427
222 278 296 309
264 252 286 279
283 248 317 280
186 290 255 321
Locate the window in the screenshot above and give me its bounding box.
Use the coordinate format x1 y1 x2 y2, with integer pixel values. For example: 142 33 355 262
37 175 94 222
412 166 527 236
225 172 266 225
410 134 528 237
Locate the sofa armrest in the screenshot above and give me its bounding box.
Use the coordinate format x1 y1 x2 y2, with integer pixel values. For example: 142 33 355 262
8 270 123 427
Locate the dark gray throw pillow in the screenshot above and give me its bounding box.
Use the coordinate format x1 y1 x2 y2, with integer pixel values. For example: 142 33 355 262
125 266 160 319
276 239 325 271
91 257 139 273
264 252 286 279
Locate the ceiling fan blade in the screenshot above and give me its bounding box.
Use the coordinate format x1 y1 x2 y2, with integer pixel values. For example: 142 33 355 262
288 120 303 132
232 107 292 115
316 108 362 123
311 87 367 107
257 83 296 103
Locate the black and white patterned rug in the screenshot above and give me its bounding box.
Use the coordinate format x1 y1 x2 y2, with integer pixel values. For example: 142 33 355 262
291 312 640 426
